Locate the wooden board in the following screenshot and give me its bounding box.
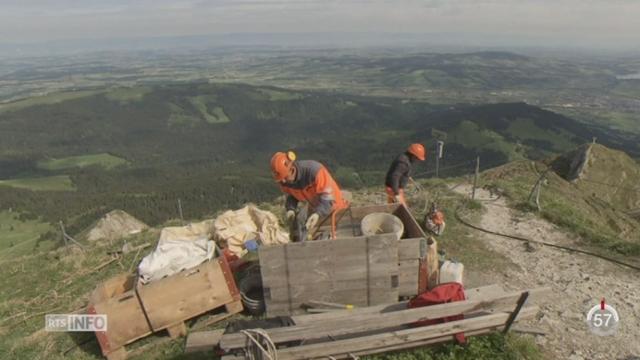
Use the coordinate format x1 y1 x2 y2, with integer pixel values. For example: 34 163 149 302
398 260 419 296
219 287 549 350
136 259 237 331
260 234 399 317
259 307 539 359
186 329 225 353
90 290 152 351
289 284 503 327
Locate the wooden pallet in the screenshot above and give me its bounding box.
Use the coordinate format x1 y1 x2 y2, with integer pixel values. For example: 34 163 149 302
87 255 243 360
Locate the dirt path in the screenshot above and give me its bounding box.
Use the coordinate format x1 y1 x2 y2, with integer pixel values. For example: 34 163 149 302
454 185 640 360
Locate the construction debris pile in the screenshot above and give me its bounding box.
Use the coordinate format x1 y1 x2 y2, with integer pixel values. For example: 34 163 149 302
87 202 544 360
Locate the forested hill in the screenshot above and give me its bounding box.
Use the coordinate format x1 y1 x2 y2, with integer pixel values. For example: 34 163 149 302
0 82 636 241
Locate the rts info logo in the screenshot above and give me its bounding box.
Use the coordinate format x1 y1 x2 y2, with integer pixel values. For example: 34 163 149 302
45 314 107 332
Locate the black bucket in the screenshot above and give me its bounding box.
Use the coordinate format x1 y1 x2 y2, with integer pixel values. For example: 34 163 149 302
238 271 266 316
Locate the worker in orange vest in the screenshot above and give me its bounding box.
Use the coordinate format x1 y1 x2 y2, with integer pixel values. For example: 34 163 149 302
385 143 426 206
270 151 347 238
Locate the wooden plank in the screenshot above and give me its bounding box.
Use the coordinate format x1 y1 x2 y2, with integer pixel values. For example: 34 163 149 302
93 289 152 351
464 284 506 301
185 329 225 353
290 284 508 326
260 234 399 316
89 273 137 305
136 260 236 331
220 288 549 350
166 322 187 339
270 307 539 359
398 260 419 296
398 238 426 260
394 205 426 238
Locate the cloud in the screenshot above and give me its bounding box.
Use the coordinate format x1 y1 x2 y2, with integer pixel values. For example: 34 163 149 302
0 0 638 48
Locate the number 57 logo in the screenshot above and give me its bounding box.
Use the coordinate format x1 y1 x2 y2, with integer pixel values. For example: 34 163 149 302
586 301 619 336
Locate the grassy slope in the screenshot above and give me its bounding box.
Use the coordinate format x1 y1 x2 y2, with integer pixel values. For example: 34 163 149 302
481 160 640 256
0 90 103 114
0 175 75 191
37 153 128 171
571 144 640 211
0 211 55 260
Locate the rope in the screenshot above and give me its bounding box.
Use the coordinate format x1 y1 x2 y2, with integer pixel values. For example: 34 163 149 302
241 329 278 360
454 206 640 272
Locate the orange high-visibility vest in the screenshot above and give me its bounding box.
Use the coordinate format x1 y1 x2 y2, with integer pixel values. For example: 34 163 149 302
280 161 346 216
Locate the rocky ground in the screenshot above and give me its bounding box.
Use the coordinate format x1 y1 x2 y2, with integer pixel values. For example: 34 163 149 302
454 184 640 360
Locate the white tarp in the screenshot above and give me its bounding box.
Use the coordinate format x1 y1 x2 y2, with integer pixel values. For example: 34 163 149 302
213 204 289 257
138 220 216 284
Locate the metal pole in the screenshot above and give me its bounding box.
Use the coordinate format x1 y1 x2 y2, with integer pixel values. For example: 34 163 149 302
435 141 444 178
472 156 480 200
178 198 184 225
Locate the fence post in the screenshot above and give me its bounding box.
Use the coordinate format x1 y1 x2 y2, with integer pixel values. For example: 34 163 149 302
178 198 184 225
472 156 480 200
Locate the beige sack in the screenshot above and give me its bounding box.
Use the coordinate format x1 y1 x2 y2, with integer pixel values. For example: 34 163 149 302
158 220 214 244
213 204 289 257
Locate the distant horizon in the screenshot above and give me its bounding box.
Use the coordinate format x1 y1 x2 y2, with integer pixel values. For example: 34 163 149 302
1 32 639 59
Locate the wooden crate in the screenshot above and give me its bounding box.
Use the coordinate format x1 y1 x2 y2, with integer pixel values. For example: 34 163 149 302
260 233 400 317
87 256 242 360
320 203 433 295
260 204 434 317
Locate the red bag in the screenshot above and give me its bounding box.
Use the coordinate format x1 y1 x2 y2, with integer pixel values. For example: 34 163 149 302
408 282 466 344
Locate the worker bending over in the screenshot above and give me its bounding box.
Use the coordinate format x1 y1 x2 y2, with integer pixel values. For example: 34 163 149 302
385 143 426 206
270 151 347 238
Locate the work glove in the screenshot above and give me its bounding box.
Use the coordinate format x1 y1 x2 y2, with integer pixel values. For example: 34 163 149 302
286 210 295 222
305 213 320 232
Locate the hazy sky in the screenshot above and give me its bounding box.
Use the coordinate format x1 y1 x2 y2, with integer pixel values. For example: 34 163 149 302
1 0 638 48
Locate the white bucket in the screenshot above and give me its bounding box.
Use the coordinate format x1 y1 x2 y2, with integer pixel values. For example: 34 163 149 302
439 260 464 284
360 213 404 240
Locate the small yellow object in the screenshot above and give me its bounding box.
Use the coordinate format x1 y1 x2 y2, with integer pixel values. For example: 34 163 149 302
345 304 354 310
287 150 296 161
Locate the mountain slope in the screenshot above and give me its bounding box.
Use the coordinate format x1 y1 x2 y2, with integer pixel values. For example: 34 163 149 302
551 143 640 211
482 145 640 255
0 83 637 247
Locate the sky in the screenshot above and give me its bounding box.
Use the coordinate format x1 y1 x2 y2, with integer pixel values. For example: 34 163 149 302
0 0 638 50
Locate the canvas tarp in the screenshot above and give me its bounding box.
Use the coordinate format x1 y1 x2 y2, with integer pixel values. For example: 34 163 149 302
213 204 289 257
138 220 216 284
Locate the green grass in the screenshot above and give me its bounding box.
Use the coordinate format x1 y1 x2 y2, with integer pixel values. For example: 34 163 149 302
0 211 54 260
365 333 542 360
37 153 128 171
0 230 166 360
104 87 151 103
0 175 75 191
169 98 231 126
449 121 522 161
0 90 103 114
257 88 304 101
506 118 574 152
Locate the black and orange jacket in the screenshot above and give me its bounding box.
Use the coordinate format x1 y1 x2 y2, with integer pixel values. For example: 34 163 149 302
280 160 346 217
385 152 415 195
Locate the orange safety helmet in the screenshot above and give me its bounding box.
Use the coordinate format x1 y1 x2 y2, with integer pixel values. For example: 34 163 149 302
270 151 296 181
407 143 426 161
